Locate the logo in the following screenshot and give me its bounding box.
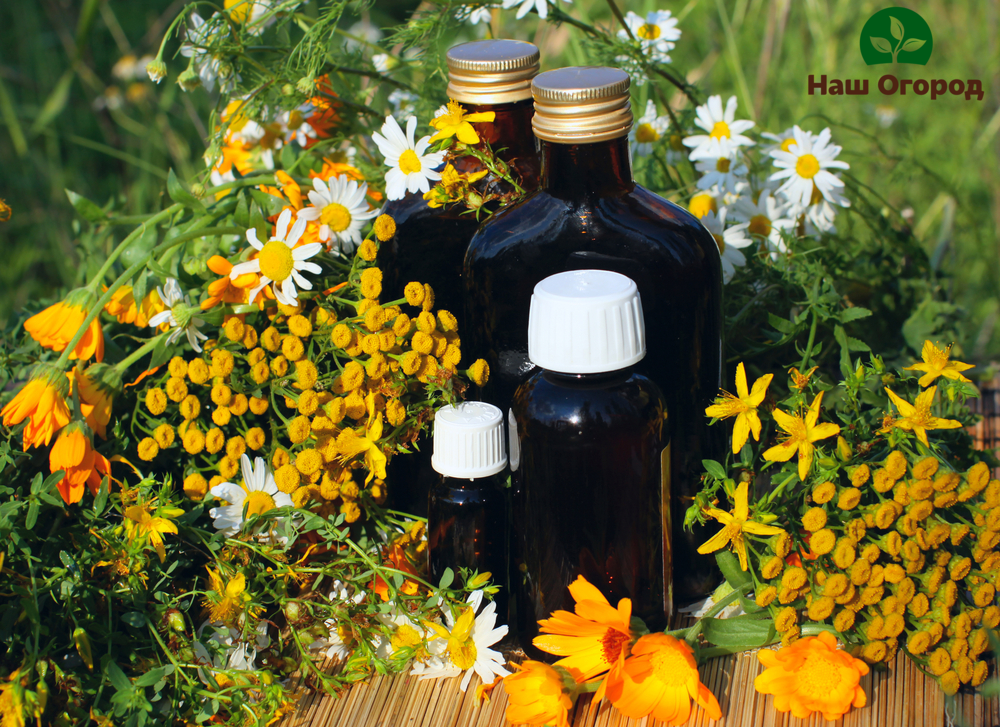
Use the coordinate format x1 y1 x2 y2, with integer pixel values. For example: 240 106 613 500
860 7 933 66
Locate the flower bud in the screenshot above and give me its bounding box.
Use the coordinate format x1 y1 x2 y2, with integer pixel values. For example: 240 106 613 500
837 436 852 461
282 83 296 96
177 66 202 92
146 59 167 84
166 609 186 632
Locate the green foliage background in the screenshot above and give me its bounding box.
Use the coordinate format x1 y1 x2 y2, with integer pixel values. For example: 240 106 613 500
0 0 997 361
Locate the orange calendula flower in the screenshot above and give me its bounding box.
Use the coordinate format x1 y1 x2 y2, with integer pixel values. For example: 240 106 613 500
697 480 784 570
49 423 111 504
705 362 773 454
503 661 575 727
2 372 71 448
68 367 115 440
0 198 11 222
904 340 974 388
754 630 869 721
429 100 496 144
603 633 722 725
201 256 260 310
104 285 167 328
24 290 104 362
533 575 634 681
763 391 841 480
882 385 962 446
788 365 818 391
124 500 183 563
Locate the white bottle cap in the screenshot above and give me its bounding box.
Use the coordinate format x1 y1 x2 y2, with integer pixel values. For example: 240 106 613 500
431 402 507 479
527 270 646 374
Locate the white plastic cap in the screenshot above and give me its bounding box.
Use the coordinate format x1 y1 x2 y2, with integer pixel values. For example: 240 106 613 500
527 269 646 374
431 402 507 479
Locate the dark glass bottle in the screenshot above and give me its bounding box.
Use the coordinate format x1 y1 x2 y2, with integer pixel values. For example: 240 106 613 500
509 270 668 655
383 39 540 519
464 67 724 602
427 402 509 620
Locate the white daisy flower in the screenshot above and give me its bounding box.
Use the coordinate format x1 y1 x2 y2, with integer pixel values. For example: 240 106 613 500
768 125 850 208
694 139 748 194
224 0 278 36
296 176 379 252
501 0 571 21
701 208 753 284
309 582 367 661
683 95 755 159
345 20 383 51
209 454 293 537
376 609 431 659
412 590 509 692
800 186 849 235
229 208 322 307
456 5 495 25
387 90 417 118
731 190 796 258
179 13 238 94
618 10 681 63
760 127 806 157
148 278 209 352
629 100 670 157
372 53 391 74
875 105 899 128
371 115 446 201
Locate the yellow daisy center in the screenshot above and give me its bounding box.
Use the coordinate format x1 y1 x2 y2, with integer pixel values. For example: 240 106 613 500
320 203 352 232
713 233 726 254
449 636 478 670
399 149 422 175
258 240 295 282
637 23 662 40
224 0 252 24
600 628 631 665
635 123 659 144
749 214 772 237
244 490 276 517
710 121 731 140
796 652 843 699
796 153 821 179
716 157 731 173
689 194 717 219
649 646 693 685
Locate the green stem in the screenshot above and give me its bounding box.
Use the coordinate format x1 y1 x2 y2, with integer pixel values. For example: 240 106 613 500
114 333 169 373
86 203 184 292
799 306 819 371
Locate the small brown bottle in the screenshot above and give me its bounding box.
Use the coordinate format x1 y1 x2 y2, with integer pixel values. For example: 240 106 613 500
464 67 724 601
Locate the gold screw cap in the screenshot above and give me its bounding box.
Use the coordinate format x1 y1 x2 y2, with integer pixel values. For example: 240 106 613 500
531 66 633 144
446 39 540 106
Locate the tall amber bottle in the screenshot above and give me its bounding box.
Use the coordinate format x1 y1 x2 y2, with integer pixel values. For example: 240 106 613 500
382 40 540 518
464 67 724 601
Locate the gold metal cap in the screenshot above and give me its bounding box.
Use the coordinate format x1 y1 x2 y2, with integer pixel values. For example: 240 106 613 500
446 40 540 106
531 67 633 144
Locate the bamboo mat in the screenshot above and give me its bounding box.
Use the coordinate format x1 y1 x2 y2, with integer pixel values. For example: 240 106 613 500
281 375 1000 727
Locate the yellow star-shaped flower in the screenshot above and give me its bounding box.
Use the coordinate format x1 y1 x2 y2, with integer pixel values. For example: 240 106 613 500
429 100 496 145
763 391 841 480
705 362 773 454
123 502 183 563
904 340 974 388
697 481 785 570
883 385 962 446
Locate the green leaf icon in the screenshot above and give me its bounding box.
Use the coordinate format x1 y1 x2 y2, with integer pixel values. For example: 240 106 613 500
890 16 904 40
871 36 893 53
901 38 926 52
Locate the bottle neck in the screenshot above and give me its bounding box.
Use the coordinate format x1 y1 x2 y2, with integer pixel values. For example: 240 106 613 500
465 98 539 187
539 135 635 198
543 366 635 387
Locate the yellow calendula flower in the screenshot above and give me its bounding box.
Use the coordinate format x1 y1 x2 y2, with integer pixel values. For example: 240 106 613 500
705 362 773 454
763 391 841 480
697 481 784 570
904 340 974 388
882 386 962 446
428 100 496 144
123 501 183 563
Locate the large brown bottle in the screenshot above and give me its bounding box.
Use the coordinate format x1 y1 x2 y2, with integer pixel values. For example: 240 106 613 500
463 67 724 602
382 40 540 518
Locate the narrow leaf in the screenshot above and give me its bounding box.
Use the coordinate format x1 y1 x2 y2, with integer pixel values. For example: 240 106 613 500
65 190 105 223
716 550 752 590
167 169 206 213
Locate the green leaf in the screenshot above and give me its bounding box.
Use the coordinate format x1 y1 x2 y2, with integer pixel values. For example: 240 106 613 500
65 190 105 223
25 500 39 530
132 271 149 308
93 477 109 514
134 665 172 688
59 551 81 578
901 38 926 52
701 459 727 481
701 614 775 649
838 306 872 324
438 567 454 589
890 16 904 40
767 313 795 334
716 550 752 590
167 169 206 213
121 226 158 267
250 189 286 216
870 36 893 53
122 611 146 629
149 336 172 370
234 193 251 229
31 70 74 135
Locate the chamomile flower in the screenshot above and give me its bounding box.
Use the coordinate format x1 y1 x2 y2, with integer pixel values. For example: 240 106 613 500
230 208 322 307
148 278 209 352
630 100 670 156
618 10 681 63
760 127 805 157
375 608 430 659
388 89 417 117
731 190 795 257
694 139 748 194
768 126 850 207
209 454 293 537
412 590 509 691
371 115 446 201
224 0 277 36
683 95 755 159
801 187 850 235
456 5 495 24
701 209 753 284
309 582 367 660
180 13 238 94
296 176 379 252
195 621 269 679
501 0 571 21
372 54 391 73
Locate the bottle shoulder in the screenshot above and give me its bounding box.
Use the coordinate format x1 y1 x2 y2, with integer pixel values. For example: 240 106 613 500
512 370 667 428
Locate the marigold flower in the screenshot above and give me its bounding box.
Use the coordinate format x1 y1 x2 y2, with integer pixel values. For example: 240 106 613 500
2 373 72 449
763 391 841 480
705 362 773 454
697 481 784 570
812 480 836 504
212 406 232 427
249 396 269 415
188 358 210 384
532 575 634 681
49 424 112 504
755 631 868 721
802 507 827 532
404 281 425 307
851 464 870 487
25 291 104 362
503 661 574 727
184 473 208 501
182 428 205 454
138 437 159 461
603 633 721 725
